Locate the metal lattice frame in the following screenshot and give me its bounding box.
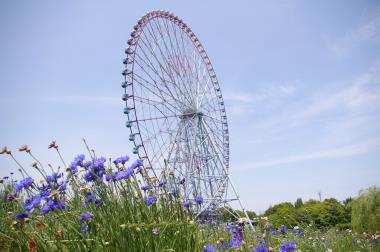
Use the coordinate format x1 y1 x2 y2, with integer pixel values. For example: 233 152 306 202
121 10 251 226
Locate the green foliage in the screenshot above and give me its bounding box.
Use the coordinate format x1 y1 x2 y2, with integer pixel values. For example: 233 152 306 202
264 198 351 230
265 202 299 228
351 187 380 233
294 197 303 208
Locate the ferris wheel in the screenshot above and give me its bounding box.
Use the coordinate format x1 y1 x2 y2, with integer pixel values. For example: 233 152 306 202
122 10 248 219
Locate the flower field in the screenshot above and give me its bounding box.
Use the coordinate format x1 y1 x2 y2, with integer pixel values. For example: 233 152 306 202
0 143 379 251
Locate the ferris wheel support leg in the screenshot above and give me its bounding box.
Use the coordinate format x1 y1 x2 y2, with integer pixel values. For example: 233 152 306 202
226 174 255 231
200 118 254 231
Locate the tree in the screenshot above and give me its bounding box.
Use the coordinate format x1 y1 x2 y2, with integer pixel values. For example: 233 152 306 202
351 187 380 233
265 202 298 228
294 198 303 208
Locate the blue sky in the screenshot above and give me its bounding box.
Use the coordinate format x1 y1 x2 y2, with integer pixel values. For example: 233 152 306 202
1 0 379 213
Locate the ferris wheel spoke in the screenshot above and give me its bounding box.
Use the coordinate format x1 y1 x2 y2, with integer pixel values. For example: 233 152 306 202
133 71 179 108
133 95 181 115
147 117 182 168
178 26 201 101
167 20 200 104
149 18 196 107
142 23 194 108
133 114 180 123
133 49 180 104
202 114 224 124
137 40 190 110
202 119 227 161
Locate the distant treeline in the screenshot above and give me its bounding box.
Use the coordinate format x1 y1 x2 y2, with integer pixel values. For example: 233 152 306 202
218 187 380 233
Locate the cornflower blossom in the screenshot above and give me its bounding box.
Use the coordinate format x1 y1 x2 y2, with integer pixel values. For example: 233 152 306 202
141 185 152 191
129 159 142 170
24 196 41 212
271 230 277 236
40 199 65 215
113 155 129 164
15 213 29 219
229 238 241 249
83 161 92 169
157 180 166 187
115 168 133 180
279 225 287 233
171 189 177 198
146 195 158 206
46 172 62 183
195 196 204 204
15 177 34 192
254 245 269 252
279 242 297 252
182 201 190 208
85 171 95 182
69 154 85 174
179 178 185 184
204 244 216 252
219 243 227 250
79 212 94 221
152 228 159 235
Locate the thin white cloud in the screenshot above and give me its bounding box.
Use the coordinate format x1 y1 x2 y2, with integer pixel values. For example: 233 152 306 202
238 140 380 170
329 15 380 57
295 63 380 121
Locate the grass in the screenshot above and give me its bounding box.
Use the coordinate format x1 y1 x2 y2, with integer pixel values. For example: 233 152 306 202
0 144 379 251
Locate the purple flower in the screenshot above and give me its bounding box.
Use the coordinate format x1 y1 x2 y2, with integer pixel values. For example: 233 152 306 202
182 201 190 208
46 172 62 183
113 155 129 164
257 237 264 244
146 195 158 206
254 245 268 252
79 212 94 221
152 228 159 235
130 159 142 170
279 225 287 233
15 213 29 219
195 196 204 204
171 189 177 198
299 231 305 237
70 162 78 174
204 244 216 252
15 177 34 192
271 230 277 236
179 178 185 184
279 242 297 252
83 161 92 168
225 223 232 232
141 185 152 191
69 154 85 173
95 199 102 206
93 157 106 171
41 204 51 214
74 154 85 165
81 223 88 234
85 171 95 182
86 192 93 203
157 180 166 187
219 243 227 250
24 196 41 212
115 168 133 180
6 194 15 201
229 238 241 249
